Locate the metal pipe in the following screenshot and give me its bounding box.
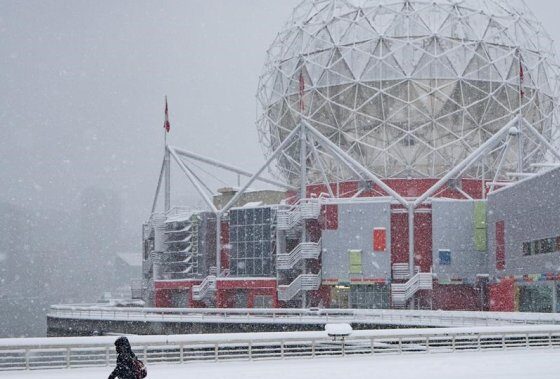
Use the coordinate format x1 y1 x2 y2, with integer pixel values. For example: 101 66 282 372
164 147 171 212
309 140 335 198
299 126 308 308
216 212 222 279
413 115 520 208
222 125 302 213
517 116 524 174
304 121 409 207
490 136 512 193
171 146 296 191
151 157 166 213
168 147 219 213
408 205 415 279
522 118 560 162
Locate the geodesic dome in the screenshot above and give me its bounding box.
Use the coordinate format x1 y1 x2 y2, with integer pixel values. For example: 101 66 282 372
256 0 560 184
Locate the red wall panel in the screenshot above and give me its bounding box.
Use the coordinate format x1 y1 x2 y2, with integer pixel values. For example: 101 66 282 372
489 278 516 312
306 179 486 200
414 212 433 273
495 221 505 270
321 204 338 230
391 211 408 265
373 228 387 252
429 284 483 311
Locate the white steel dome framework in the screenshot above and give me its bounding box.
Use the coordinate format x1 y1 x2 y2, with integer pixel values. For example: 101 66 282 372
257 0 560 184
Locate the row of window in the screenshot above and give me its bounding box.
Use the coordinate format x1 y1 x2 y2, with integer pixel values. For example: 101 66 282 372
230 225 273 242
229 208 274 225
230 258 275 277
229 208 276 277
230 242 273 259
349 285 390 309
522 236 560 256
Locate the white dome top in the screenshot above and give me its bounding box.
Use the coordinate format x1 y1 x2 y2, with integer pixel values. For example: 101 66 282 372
257 0 560 182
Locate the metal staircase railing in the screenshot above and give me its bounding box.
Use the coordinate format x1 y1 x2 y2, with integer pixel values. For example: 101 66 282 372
391 272 433 307
277 271 321 302
277 200 321 230
277 240 321 270
192 274 217 301
392 263 420 281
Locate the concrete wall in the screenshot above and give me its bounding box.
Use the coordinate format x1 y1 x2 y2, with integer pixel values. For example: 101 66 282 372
321 201 391 283
432 200 487 282
487 167 560 278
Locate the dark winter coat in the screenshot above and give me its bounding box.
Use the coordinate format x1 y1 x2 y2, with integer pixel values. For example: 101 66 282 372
108 336 137 379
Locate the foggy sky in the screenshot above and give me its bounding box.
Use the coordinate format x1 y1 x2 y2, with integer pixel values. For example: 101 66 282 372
1 0 559 241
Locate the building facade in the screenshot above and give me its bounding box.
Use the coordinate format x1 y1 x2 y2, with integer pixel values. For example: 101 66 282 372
140 0 560 313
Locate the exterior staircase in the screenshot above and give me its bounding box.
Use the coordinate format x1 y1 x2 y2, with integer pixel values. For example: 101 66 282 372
192 267 218 302
277 271 321 302
392 263 420 280
277 200 321 230
391 271 433 308
277 240 322 270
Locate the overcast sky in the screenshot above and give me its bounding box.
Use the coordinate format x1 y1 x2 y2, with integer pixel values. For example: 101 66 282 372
1 0 559 235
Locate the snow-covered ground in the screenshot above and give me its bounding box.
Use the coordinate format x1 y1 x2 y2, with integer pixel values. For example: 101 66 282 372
3 349 558 379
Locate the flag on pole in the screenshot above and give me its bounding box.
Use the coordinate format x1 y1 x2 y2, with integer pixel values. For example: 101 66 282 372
519 54 525 99
164 97 171 133
299 70 305 112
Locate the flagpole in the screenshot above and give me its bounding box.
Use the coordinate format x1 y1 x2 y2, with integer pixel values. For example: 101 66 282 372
517 50 524 174
164 96 171 212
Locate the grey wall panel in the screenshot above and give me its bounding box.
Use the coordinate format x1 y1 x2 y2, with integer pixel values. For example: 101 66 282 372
321 201 391 282
487 168 560 278
432 200 487 282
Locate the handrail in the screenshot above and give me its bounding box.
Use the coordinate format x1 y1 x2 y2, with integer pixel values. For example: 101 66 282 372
48 305 560 328
192 275 217 301
4 325 560 371
277 272 321 301
392 263 420 280
392 272 433 306
277 240 321 270
277 199 321 230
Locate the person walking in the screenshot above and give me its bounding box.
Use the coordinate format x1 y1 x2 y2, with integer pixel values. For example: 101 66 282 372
108 336 146 379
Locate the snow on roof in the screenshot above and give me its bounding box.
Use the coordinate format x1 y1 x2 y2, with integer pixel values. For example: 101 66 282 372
242 201 264 208
116 252 142 267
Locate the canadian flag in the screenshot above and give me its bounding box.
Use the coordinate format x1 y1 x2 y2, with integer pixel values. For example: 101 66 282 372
164 97 171 133
299 70 305 112
519 53 525 99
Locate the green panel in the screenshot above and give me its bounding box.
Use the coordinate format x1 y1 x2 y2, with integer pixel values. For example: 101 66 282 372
474 201 487 251
348 250 362 274
474 228 487 252
474 201 486 229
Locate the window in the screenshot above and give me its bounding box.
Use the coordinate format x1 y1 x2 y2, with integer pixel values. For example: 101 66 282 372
438 250 451 265
522 236 560 256
253 295 273 308
229 207 276 277
349 285 389 309
373 228 387 252
348 250 362 274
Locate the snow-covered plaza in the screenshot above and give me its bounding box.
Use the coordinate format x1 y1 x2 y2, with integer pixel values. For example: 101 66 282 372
3 349 559 379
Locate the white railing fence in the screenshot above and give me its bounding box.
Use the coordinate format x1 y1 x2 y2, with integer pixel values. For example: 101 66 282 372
3 326 560 371
48 306 560 328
